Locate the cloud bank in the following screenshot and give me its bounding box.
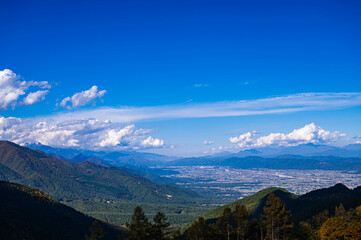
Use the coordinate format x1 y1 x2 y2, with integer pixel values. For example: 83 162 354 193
0 69 50 110
0 116 164 150
229 123 346 149
48 92 361 123
60 85 106 109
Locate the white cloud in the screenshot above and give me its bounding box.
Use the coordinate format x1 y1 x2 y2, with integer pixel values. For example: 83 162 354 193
47 92 361 123
141 136 164 148
0 116 164 150
0 69 50 110
203 140 214 145
22 90 49 105
229 131 257 148
60 85 106 109
229 123 346 149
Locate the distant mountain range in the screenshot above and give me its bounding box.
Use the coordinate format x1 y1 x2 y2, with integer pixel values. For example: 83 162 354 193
25 142 177 166
206 143 361 159
0 141 199 203
0 180 123 240
202 183 361 224
168 154 361 172
25 142 361 171
167 143 361 172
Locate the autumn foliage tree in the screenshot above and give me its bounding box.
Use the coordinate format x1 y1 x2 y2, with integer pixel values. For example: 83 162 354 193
320 217 347 240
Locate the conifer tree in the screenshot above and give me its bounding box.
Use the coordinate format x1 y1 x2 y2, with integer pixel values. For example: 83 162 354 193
233 204 249 240
125 206 151 240
216 207 234 240
335 203 348 220
187 216 208 240
263 193 293 240
150 212 172 240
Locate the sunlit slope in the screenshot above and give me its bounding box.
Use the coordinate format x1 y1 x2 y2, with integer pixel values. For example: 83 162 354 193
0 140 200 203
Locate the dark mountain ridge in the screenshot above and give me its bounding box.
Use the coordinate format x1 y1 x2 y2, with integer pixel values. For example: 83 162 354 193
0 180 123 240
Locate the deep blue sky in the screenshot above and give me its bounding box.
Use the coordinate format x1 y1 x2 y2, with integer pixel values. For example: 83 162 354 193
0 0 360 156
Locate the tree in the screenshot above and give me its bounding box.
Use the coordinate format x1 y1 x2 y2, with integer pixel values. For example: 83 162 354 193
248 218 263 240
187 216 208 240
233 204 249 240
345 220 361 240
125 206 151 240
85 220 105 240
216 207 234 240
354 206 361 220
150 212 172 240
320 217 347 240
311 210 330 229
335 204 348 220
263 193 293 240
298 221 319 240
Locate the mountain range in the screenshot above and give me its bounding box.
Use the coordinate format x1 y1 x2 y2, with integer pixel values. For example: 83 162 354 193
203 143 361 159
168 154 361 172
0 141 199 203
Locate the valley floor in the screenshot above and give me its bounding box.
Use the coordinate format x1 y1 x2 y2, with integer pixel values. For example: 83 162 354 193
159 166 361 202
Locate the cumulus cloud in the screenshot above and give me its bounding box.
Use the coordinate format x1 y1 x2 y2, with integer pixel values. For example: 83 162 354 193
0 69 50 110
22 90 49 105
229 131 257 148
141 136 164 148
203 140 214 145
59 85 106 109
0 116 164 150
229 123 346 149
47 92 361 123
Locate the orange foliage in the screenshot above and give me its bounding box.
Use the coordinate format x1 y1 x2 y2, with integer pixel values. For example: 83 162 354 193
345 221 361 240
320 217 347 240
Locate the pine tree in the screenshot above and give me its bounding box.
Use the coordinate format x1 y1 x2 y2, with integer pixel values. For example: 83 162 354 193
263 193 293 240
216 207 234 240
150 212 172 240
233 204 249 240
335 203 348 220
187 216 208 240
125 206 151 240
85 220 105 240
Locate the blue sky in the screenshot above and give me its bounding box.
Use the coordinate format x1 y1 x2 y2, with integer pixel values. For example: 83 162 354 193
0 0 360 156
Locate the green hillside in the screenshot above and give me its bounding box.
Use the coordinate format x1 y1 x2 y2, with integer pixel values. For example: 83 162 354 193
0 141 199 203
0 180 123 240
202 187 297 220
0 141 210 226
201 183 361 224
